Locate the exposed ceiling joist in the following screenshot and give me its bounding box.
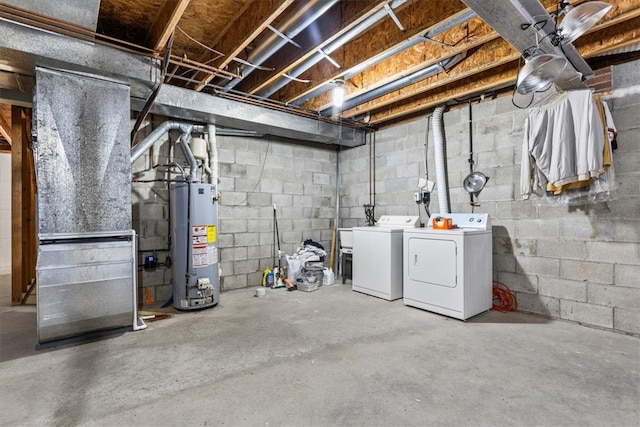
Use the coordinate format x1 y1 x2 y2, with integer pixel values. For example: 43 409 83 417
194 0 295 92
366 14 640 126
146 0 192 51
0 104 11 145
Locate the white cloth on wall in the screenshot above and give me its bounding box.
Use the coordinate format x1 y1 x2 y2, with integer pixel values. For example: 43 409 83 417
521 90 605 200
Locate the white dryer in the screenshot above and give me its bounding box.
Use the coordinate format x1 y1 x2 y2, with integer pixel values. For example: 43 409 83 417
352 216 420 301
403 213 492 320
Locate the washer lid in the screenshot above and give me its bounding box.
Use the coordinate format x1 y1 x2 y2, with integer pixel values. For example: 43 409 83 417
376 215 420 228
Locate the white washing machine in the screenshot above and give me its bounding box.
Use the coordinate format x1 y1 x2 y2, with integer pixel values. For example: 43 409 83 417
352 215 420 301
403 213 492 320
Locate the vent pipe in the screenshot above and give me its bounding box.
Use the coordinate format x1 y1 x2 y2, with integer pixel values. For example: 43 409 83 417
256 0 409 98
222 0 339 91
432 105 450 213
130 121 205 165
320 53 465 116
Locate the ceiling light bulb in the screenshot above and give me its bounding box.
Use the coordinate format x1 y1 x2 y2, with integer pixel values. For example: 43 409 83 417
332 80 345 108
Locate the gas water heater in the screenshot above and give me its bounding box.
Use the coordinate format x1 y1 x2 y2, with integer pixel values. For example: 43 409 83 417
170 177 219 310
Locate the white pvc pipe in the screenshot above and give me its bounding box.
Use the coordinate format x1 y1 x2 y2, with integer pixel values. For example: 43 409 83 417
432 105 450 214
207 124 218 185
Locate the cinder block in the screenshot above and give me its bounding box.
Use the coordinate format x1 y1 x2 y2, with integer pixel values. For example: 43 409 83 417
611 103 640 132
560 220 614 241
614 173 640 198
235 150 262 166
614 264 640 288
560 300 613 328
217 233 234 248
537 239 586 260
538 277 587 302
234 259 259 274
247 245 271 259
497 271 538 294
560 260 613 284
138 237 168 251
219 162 247 178
220 246 248 262
234 232 260 247
512 238 538 256
284 182 304 195
613 307 640 335
222 274 248 291
614 220 640 243
494 253 517 272
515 219 560 239
154 284 173 303
220 191 247 206
247 193 272 207
516 292 560 317
141 268 166 287
493 237 514 255
516 256 560 276
221 219 248 233
272 193 293 208
587 283 640 310
612 151 640 174
216 148 235 163
586 241 639 265
478 184 513 202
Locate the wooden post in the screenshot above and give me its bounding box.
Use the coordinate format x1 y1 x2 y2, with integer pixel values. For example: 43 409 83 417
10 106 35 305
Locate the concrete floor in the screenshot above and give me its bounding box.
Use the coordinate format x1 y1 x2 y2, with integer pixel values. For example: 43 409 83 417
1 274 638 426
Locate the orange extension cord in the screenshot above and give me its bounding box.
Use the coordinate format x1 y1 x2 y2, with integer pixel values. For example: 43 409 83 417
492 281 518 312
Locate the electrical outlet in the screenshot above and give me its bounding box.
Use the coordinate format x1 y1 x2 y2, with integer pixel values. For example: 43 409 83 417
422 191 431 204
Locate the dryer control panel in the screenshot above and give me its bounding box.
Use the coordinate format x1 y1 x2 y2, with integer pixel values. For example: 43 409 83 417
427 213 490 230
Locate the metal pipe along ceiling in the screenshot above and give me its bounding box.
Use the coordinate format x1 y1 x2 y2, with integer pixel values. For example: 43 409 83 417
255 0 409 99
289 9 477 107
320 53 466 116
221 0 339 91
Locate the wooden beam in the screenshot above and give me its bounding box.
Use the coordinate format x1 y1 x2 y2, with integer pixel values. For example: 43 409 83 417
194 0 295 91
11 105 24 304
0 104 10 144
146 0 192 52
248 0 469 101
343 10 640 121
309 13 498 112
10 106 36 304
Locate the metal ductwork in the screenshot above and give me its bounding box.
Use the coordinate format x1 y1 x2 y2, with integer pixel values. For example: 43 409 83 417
255 0 408 98
222 0 339 91
320 53 465 116
130 121 206 165
289 9 477 106
432 105 450 214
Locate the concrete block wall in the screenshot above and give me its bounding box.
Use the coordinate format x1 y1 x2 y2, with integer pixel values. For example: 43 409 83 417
216 136 337 291
339 59 640 335
131 120 338 301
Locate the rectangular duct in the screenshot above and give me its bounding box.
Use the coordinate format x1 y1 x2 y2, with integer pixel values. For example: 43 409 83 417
35 67 132 235
34 67 138 343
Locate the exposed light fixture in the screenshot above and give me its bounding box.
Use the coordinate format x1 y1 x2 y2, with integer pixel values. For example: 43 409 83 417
516 49 568 94
555 1 612 45
332 79 345 108
515 1 611 95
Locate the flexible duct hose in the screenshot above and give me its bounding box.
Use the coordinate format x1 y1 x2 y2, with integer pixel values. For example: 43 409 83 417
432 105 450 214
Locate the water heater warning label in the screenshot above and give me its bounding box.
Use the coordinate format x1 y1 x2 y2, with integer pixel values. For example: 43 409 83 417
192 244 208 267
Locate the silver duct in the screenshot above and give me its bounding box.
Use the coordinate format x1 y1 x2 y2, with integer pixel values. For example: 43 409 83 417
256 0 409 98
433 105 450 214
222 0 339 91
130 121 205 165
290 9 476 106
320 53 465 116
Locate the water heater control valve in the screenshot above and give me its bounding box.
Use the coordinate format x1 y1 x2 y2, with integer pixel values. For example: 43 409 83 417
197 277 213 290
